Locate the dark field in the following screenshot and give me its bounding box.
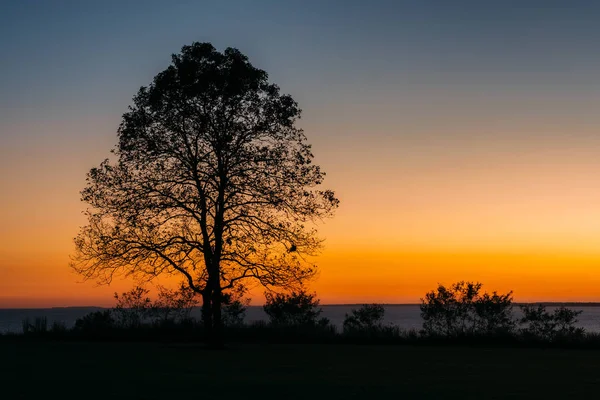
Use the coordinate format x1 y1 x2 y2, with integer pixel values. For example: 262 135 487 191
2 341 600 399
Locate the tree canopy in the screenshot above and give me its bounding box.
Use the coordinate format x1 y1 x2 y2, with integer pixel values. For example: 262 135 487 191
71 42 338 341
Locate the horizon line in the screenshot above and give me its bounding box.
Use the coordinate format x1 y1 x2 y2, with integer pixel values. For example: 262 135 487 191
4 301 600 310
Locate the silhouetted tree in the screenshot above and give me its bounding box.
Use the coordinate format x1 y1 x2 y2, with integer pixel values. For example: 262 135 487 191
153 283 200 324
74 310 115 334
472 291 515 335
263 290 328 326
222 299 249 327
343 304 385 332
113 286 154 328
113 284 199 327
420 281 514 337
71 42 338 344
519 304 584 341
221 284 250 327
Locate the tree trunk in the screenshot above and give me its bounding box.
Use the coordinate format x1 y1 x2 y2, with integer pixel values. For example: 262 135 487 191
211 287 224 348
202 265 224 348
201 291 213 342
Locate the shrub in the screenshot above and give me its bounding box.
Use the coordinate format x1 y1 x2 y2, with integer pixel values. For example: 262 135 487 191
263 290 328 326
153 283 199 324
420 281 515 337
221 285 250 327
222 299 249 327
74 310 115 333
113 286 154 328
472 291 515 335
343 304 385 332
519 305 584 341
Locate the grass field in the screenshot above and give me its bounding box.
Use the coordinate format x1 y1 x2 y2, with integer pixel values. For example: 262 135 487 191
2 341 600 399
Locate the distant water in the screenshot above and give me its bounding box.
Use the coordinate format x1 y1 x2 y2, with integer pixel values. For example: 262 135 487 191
2 305 600 334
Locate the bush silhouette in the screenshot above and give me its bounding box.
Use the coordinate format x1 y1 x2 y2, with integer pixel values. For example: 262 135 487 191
152 284 199 324
263 290 329 326
343 304 385 333
112 284 200 328
74 310 115 333
520 305 584 341
420 281 515 337
113 286 154 328
221 290 249 328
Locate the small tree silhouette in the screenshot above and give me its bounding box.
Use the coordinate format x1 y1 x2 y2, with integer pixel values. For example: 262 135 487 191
520 305 584 340
343 304 385 333
113 286 154 328
153 283 200 324
263 290 328 326
221 285 250 327
420 281 514 337
74 310 115 334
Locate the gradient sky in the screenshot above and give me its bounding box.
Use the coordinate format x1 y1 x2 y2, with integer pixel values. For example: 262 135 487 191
2 0 600 307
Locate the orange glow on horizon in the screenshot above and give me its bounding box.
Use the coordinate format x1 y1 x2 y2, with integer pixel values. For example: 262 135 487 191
3 237 600 307
4 66 600 309
4 139 600 307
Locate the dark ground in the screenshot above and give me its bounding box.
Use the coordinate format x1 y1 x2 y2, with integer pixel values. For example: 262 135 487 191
2 341 599 399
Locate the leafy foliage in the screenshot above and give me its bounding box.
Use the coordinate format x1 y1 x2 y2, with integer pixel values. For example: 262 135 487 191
113 286 154 328
263 290 328 326
420 281 515 336
343 304 385 332
72 42 338 339
74 310 115 333
112 284 200 327
11 286 593 346
153 283 200 323
221 285 250 327
520 305 584 340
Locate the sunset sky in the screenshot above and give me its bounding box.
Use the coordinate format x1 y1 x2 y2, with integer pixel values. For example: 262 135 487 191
2 1 600 307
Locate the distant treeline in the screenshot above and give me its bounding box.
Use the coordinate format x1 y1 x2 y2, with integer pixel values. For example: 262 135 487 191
5 282 600 348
